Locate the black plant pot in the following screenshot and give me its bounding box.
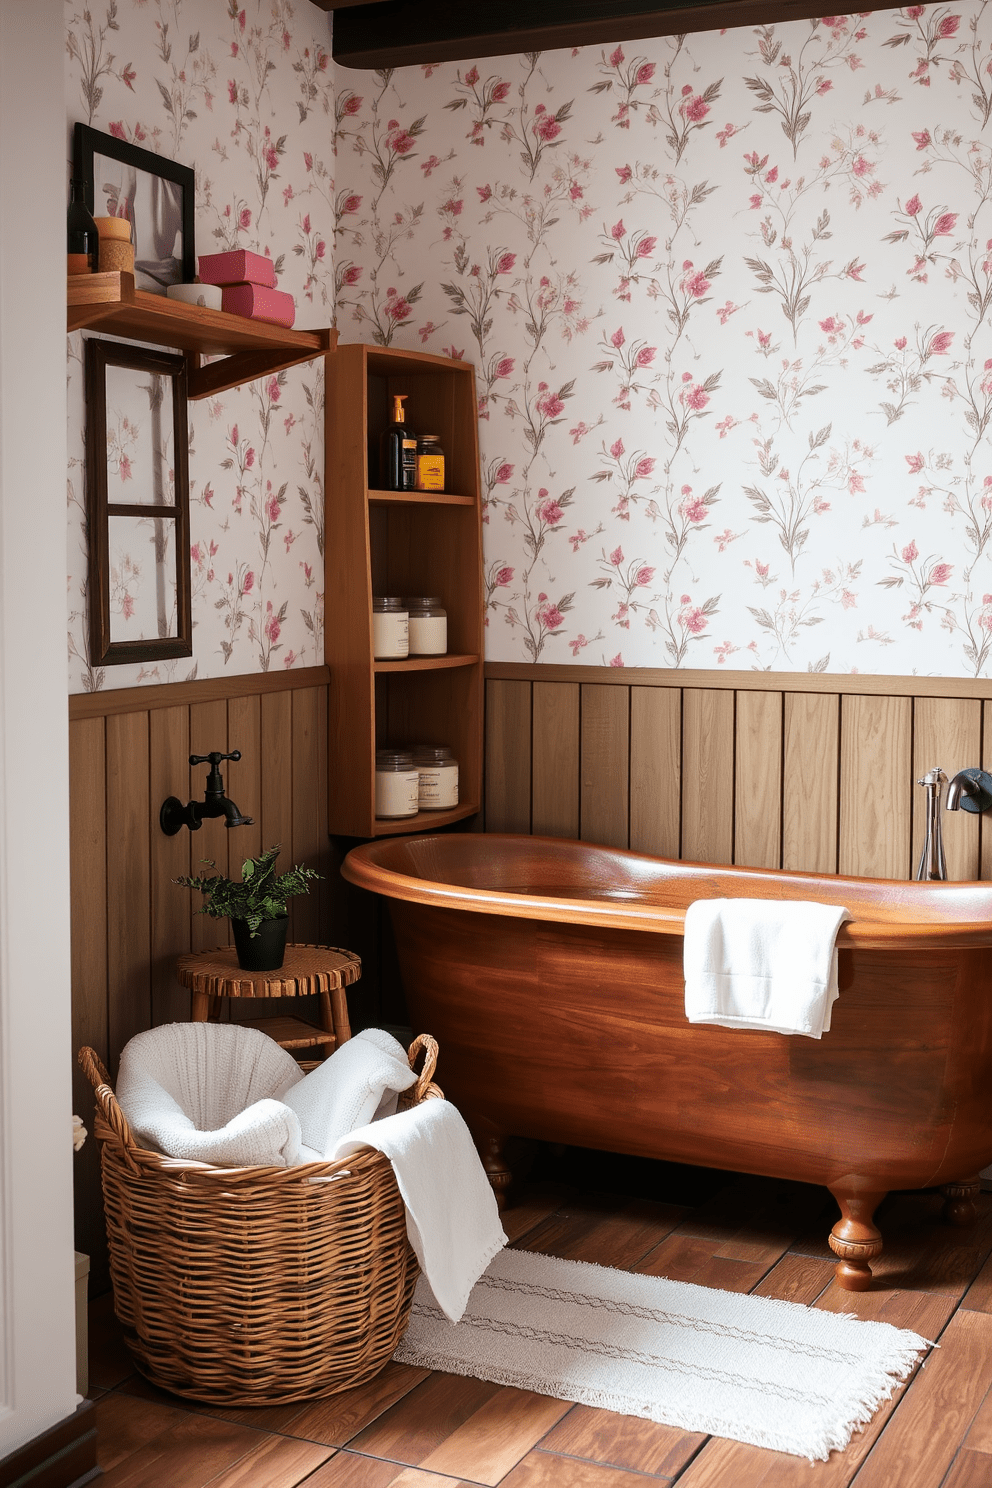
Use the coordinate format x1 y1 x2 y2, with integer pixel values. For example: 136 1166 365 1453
231 915 289 972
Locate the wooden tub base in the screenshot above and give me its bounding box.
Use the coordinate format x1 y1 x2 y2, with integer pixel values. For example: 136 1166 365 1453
342 832 992 1294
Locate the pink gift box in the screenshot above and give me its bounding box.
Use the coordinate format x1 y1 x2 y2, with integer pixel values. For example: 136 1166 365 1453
198 250 276 288
221 283 296 328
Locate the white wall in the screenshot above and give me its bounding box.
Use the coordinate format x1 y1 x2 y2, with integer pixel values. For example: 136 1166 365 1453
0 0 79 1454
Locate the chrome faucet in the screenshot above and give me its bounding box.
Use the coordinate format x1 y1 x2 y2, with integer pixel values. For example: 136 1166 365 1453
916 765 992 880
916 766 947 881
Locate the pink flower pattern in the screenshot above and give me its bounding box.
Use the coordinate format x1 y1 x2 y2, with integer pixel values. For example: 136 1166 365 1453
66 0 333 691
338 14 992 675
68 3 992 681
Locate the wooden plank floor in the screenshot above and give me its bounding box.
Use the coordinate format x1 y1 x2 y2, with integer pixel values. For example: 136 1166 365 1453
88 1167 992 1488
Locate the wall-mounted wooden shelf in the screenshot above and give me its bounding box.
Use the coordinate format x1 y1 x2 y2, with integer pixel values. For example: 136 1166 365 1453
326 342 484 838
371 803 480 837
368 488 476 507
68 272 335 400
373 653 479 674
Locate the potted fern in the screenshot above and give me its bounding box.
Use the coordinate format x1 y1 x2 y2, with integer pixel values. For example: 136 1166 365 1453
175 844 321 971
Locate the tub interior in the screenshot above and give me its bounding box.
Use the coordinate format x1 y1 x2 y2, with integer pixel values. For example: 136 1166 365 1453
364 831 992 926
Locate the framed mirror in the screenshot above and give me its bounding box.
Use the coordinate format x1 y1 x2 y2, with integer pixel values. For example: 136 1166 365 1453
85 339 192 666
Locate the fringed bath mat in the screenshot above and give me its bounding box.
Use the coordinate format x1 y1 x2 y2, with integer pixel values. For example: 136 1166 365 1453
394 1249 930 1462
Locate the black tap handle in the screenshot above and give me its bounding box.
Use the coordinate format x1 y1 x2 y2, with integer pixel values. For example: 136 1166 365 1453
189 751 242 767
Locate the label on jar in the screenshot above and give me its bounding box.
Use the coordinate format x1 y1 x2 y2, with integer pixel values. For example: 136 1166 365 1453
375 768 420 818
400 439 417 490
408 614 447 655
372 610 409 659
416 454 445 491
418 762 459 810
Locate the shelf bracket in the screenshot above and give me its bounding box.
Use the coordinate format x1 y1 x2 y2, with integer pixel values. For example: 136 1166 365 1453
184 328 338 401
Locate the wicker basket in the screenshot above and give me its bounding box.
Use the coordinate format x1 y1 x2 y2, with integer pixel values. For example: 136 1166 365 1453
79 1035 442 1405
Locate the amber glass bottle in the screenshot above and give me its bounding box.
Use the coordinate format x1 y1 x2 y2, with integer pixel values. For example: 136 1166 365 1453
379 394 417 490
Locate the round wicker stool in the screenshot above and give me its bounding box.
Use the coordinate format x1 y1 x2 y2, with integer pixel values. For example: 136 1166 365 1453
177 943 361 1060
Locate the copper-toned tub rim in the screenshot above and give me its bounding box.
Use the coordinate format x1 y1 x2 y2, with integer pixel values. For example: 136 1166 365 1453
342 833 992 950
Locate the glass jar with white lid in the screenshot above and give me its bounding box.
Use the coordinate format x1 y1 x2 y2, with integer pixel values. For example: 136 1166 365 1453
372 596 409 659
412 745 459 810
375 749 420 818
405 596 447 656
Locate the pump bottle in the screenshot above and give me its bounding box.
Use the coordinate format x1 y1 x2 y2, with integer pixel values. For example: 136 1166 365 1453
379 394 417 491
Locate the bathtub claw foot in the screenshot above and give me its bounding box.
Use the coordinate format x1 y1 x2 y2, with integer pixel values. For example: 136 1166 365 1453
828 1186 885 1292
480 1134 512 1211
941 1177 980 1228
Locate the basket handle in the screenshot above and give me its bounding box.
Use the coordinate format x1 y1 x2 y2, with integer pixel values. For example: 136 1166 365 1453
407 1034 439 1103
78 1046 141 1174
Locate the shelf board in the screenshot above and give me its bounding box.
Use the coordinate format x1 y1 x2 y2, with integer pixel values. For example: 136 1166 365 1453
68 272 335 399
367 488 476 507
374 653 480 673
372 802 479 836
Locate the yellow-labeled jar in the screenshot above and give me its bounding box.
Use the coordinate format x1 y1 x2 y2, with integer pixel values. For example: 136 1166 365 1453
415 434 445 492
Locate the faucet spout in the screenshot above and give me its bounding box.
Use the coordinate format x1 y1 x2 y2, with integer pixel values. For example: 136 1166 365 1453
945 768 992 813
916 766 947 882
159 749 255 835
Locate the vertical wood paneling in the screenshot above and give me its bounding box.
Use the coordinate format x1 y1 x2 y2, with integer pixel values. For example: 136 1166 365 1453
983 701 992 882
69 717 108 1285
579 684 629 849
782 693 839 874
681 689 735 865
149 706 191 1026
734 691 782 869
839 694 913 879
260 690 294 941
485 679 531 833
629 687 681 858
532 682 579 839
106 712 151 1067
913 697 982 883
292 688 323 945
188 699 230 950
226 694 263 866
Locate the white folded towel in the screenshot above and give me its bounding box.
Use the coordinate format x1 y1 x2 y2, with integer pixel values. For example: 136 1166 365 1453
332 1099 508 1323
683 897 851 1038
117 1022 304 1167
282 1026 418 1155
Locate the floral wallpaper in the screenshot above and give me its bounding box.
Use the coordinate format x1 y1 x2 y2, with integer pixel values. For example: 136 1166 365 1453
65 0 334 691
335 5 992 676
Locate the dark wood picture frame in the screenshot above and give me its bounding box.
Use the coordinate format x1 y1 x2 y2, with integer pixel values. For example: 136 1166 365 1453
85 339 192 667
73 122 195 289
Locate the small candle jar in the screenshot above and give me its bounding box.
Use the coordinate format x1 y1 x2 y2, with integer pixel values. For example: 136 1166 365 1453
375 749 420 819
405 597 447 656
372 596 409 659
94 216 135 275
413 745 459 811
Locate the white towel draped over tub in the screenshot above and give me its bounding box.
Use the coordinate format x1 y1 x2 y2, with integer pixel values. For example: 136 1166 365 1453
683 898 851 1038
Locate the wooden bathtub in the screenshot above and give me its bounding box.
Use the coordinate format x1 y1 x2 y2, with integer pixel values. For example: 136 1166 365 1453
342 833 992 1289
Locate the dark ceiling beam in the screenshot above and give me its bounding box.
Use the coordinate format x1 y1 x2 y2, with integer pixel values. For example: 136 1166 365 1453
327 0 828 68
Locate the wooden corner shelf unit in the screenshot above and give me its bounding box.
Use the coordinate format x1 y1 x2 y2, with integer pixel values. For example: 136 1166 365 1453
68 271 336 400
325 343 484 838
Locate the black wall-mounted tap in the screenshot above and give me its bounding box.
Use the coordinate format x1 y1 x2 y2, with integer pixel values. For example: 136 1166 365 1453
160 751 255 836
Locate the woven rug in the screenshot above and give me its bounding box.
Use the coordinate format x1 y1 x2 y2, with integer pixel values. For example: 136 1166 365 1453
394 1249 930 1462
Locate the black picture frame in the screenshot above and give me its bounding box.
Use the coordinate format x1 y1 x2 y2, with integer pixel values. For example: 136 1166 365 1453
85 339 193 667
73 122 195 291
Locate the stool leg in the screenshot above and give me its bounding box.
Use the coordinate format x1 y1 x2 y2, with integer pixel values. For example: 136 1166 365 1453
331 986 352 1045
191 990 210 1021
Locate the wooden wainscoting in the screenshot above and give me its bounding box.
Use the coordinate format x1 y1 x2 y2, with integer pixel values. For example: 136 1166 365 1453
69 667 333 1290
485 663 992 882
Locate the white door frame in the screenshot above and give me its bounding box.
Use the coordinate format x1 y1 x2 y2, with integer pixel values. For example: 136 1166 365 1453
0 0 79 1452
